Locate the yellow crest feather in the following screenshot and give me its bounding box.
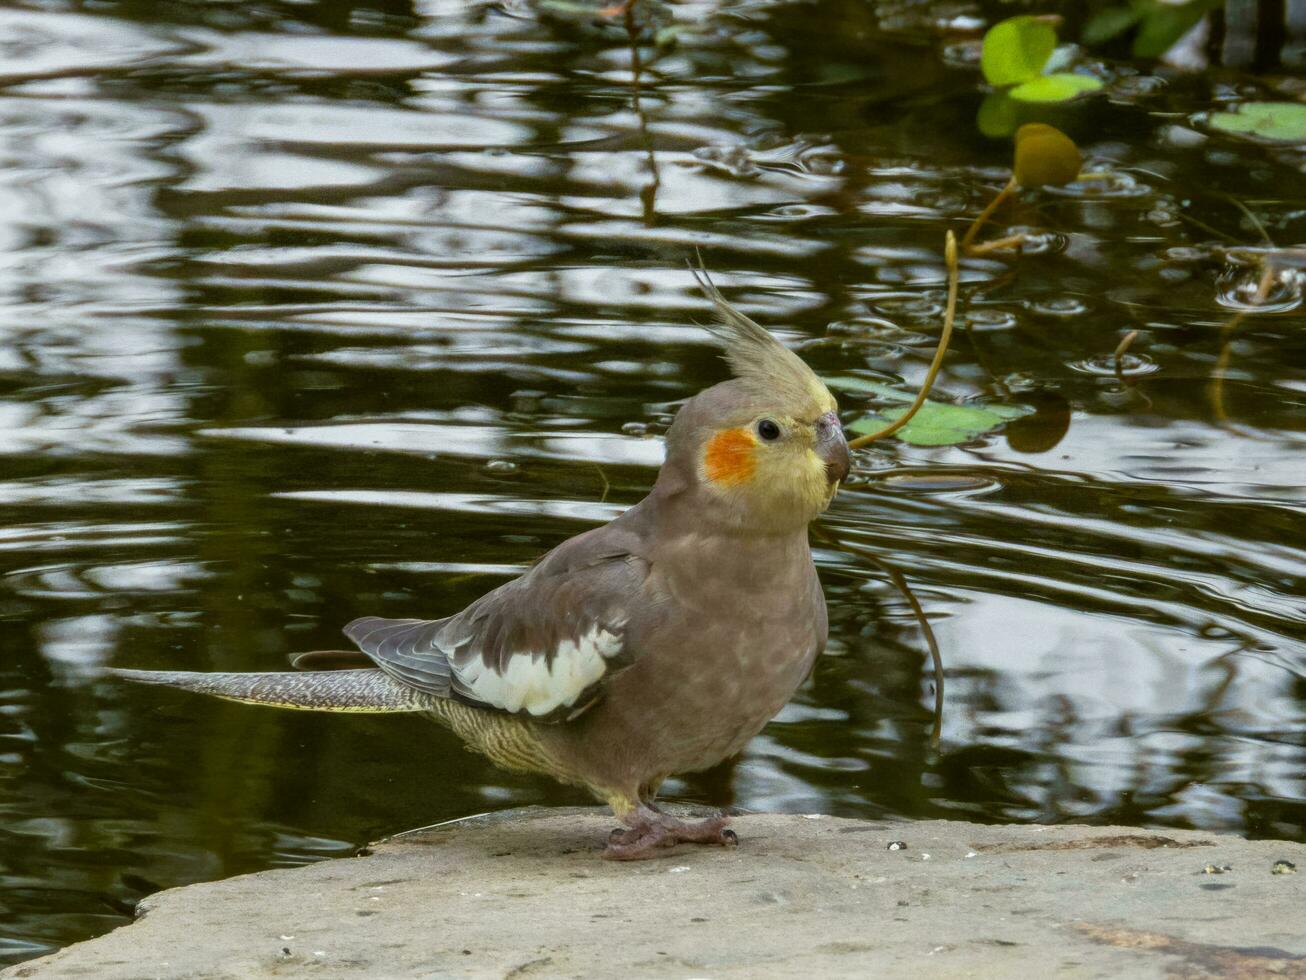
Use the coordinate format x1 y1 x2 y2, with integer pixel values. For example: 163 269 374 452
688 257 835 416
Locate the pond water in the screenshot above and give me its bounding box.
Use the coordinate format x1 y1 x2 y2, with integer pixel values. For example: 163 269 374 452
1 0 1304 963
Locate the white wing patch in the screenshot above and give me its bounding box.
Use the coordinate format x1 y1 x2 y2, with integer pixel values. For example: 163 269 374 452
453 627 623 716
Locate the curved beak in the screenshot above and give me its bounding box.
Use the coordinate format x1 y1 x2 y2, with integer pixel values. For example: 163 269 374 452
816 411 850 486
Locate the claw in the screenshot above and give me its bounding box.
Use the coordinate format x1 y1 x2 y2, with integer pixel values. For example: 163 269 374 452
721 828 739 846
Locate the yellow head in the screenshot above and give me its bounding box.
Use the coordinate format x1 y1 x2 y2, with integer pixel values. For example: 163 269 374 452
658 266 849 534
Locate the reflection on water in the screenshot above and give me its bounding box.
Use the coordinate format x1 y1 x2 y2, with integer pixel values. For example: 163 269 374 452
1 0 1305 962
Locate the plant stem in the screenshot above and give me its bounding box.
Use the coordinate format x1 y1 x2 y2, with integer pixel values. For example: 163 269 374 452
847 230 959 449
1210 262 1276 427
965 231 1028 256
960 175 1017 253
1112 328 1139 382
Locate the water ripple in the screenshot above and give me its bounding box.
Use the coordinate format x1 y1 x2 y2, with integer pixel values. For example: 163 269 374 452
2 0 1306 965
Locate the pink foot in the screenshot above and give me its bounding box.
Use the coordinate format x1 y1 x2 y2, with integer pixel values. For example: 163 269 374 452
602 805 738 860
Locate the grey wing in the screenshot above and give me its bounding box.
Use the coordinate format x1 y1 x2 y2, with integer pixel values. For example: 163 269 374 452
340 617 455 695
343 533 648 721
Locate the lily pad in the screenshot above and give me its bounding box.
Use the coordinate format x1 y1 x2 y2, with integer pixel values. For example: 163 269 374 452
826 376 916 401
981 16 1056 87
849 403 1030 447
827 377 1032 447
1208 102 1306 143
1009 73 1102 104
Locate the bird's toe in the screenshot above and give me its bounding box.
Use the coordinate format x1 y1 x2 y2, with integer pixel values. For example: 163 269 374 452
608 826 642 846
663 812 732 844
601 824 671 861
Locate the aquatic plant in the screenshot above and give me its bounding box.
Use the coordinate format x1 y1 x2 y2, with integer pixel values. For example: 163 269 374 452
961 123 1083 254
1207 102 1306 143
981 15 1103 104
1083 0 1222 57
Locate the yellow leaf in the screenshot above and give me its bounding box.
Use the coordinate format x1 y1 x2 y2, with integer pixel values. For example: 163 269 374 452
1013 123 1081 188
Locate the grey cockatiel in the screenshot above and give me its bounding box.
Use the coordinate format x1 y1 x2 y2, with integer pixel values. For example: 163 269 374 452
115 268 851 860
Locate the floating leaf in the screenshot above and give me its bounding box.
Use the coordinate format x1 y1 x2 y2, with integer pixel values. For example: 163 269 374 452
849 403 1030 447
826 376 911 399
1010 73 1102 103
1208 102 1306 143
981 16 1057 87
1013 123 1082 188
828 378 1032 447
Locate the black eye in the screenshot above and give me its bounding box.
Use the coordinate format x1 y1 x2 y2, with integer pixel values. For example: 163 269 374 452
757 419 781 441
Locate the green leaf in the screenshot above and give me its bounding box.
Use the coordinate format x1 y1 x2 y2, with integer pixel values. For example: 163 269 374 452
1009 73 1103 103
1132 0 1219 58
825 377 916 402
977 91 1019 138
1082 6 1144 45
1208 102 1306 143
829 378 1033 447
981 16 1057 87
848 402 1031 447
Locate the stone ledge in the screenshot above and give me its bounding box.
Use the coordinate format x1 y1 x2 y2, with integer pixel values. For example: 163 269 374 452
5 807 1304 979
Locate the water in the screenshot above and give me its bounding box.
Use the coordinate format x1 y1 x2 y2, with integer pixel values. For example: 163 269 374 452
1 0 1305 963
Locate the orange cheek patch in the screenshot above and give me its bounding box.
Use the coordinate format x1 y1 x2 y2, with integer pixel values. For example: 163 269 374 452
704 428 757 486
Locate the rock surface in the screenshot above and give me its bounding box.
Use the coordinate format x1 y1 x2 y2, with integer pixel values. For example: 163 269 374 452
6 807 1304 979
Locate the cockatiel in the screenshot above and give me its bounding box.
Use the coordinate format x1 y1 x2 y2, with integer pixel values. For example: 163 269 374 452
115 268 851 860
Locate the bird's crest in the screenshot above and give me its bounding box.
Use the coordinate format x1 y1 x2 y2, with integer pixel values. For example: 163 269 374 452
688 257 834 416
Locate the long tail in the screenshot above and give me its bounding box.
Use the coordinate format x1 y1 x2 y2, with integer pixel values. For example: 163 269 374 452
110 667 438 713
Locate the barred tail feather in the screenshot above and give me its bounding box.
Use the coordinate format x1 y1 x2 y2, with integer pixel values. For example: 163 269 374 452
110 667 437 713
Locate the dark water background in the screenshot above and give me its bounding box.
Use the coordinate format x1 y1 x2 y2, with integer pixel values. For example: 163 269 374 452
1 0 1304 962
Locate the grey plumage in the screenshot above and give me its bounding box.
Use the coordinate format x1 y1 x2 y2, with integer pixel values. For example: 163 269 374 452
343 534 645 720
109 667 436 712
115 267 851 858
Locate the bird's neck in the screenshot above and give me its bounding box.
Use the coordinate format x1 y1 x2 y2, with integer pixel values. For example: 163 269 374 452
645 511 816 607
646 465 818 538
632 485 815 559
